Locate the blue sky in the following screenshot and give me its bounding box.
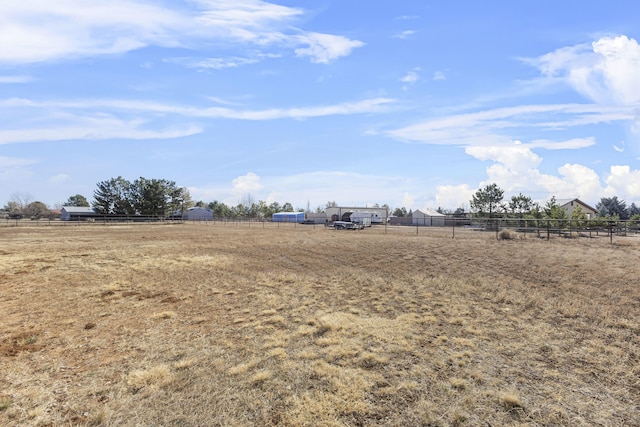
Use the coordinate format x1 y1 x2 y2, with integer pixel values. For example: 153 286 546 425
1 1 640 211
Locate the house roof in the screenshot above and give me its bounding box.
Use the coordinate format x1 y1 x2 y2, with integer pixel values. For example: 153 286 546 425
414 208 445 217
61 206 96 214
557 198 597 213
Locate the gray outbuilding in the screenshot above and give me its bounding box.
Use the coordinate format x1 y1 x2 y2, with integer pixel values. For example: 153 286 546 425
182 207 214 221
61 206 97 221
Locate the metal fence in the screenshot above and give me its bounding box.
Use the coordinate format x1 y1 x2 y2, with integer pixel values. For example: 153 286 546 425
382 217 639 241
462 218 640 240
0 216 184 227
2 216 639 244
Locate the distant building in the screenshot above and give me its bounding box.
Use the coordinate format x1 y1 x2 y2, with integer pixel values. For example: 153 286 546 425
306 212 328 224
325 207 388 223
412 208 446 226
272 212 305 223
558 198 597 219
182 207 213 221
61 206 97 221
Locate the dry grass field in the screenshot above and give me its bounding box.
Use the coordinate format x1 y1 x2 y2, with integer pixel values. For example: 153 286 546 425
1 223 639 426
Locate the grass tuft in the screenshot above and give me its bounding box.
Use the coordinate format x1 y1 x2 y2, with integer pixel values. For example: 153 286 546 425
500 392 524 409
126 365 174 393
449 377 467 390
249 370 273 384
150 311 177 320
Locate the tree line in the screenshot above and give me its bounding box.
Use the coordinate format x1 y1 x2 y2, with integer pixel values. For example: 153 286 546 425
1 177 302 219
92 177 314 219
3 179 640 221
470 183 640 221
91 176 190 216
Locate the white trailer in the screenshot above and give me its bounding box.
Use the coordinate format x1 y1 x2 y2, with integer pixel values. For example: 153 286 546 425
349 211 380 226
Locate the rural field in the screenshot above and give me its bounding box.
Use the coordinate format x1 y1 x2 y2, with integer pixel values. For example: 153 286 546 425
1 223 639 426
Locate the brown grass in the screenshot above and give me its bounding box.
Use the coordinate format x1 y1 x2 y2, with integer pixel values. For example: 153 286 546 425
1 223 639 426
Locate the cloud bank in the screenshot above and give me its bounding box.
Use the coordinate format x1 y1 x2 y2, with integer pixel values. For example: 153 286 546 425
0 0 363 65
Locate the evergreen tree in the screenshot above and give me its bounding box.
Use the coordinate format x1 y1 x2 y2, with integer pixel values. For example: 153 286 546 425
470 183 504 217
508 193 536 217
282 202 294 212
392 207 407 217
93 176 190 216
93 177 132 215
596 196 629 220
208 201 230 218
543 197 567 219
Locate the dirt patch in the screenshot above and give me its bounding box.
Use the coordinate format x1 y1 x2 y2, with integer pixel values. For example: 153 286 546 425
0 331 44 356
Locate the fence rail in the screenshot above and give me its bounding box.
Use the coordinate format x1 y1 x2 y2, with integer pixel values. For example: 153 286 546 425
2 216 639 244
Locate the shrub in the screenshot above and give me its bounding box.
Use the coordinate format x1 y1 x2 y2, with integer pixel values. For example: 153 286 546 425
498 229 518 240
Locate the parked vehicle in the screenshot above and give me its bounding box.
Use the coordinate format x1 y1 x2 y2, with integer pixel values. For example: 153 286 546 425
349 211 381 225
332 221 365 230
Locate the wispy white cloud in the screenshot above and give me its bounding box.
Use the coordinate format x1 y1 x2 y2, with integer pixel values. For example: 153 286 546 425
0 0 363 65
393 30 416 40
0 0 185 64
400 68 420 84
613 141 625 152
166 53 281 70
48 174 71 184
432 71 445 81
387 104 633 147
0 96 395 123
0 156 37 167
527 137 595 149
0 75 33 83
205 96 248 107
0 96 395 145
0 114 202 145
294 32 364 64
193 0 302 34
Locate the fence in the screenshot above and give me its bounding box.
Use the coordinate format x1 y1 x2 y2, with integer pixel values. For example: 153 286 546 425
2 216 639 244
0 216 184 227
388 217 639 243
